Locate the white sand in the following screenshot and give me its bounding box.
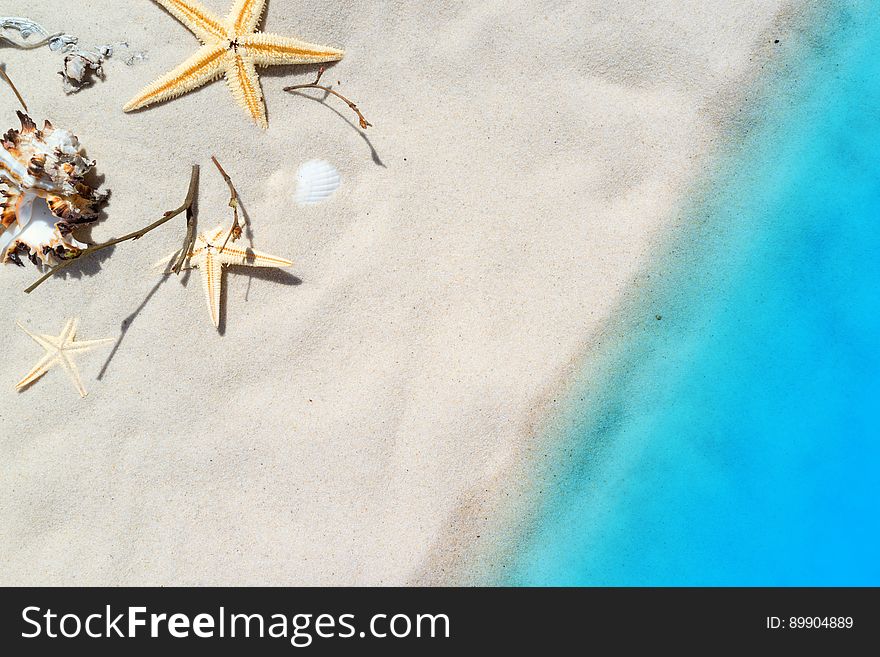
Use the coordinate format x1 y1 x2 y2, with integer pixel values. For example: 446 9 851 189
0 0 806 585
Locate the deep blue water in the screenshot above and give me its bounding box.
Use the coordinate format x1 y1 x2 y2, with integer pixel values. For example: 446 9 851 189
505 6 880 585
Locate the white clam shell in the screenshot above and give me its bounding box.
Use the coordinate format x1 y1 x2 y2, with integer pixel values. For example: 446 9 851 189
295 160 341 206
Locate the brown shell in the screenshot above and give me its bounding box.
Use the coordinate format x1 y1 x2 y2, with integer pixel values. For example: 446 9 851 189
0 112 108 266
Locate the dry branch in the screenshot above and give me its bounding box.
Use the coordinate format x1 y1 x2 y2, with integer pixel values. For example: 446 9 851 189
25 165 200 294
284 67 372 129
211 156 243 254
0 65 27 111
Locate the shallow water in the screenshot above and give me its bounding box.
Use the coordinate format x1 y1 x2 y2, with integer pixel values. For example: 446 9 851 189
504 5 880 585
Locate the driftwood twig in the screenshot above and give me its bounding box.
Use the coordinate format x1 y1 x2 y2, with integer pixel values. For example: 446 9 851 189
25 165 200 294
211 156 243 253
284 67 372 130
0 65 27 111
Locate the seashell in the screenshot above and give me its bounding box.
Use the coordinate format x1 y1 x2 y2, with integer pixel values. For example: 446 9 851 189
61 46 111 94
0 17 77 51
2 17 115 95
295 160 341 206
0 111 108 267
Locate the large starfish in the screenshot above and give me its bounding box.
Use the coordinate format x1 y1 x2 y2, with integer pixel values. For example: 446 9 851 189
124 0 344 128
15 318 113 398
157 224 293 328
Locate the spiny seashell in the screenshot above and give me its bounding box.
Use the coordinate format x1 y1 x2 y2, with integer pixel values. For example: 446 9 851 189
295 160 341 206
0 111 108 267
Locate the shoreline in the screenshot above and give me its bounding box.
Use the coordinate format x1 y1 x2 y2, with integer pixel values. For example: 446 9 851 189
417 0 830 586
488 0 877 584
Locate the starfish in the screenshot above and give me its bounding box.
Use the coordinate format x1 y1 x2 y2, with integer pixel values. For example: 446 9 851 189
157 224 293 328
15 318 113 398
124 0 344 129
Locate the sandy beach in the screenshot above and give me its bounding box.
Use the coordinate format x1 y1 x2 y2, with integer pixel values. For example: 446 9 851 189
1 0 807 585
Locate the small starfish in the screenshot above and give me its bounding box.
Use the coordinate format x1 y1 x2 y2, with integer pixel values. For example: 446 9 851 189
124 0 344 129
157 224 293 328
15 318 113 398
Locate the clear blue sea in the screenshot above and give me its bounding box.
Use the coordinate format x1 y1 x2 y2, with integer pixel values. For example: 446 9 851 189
503 6 880 585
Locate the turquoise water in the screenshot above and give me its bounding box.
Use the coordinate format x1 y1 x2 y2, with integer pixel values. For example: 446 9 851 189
504 6 880 585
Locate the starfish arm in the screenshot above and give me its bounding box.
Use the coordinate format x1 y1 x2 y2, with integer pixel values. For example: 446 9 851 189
201 251 224 328
217 244 293 268
15 353 59 392
153 0 227 43
60 318 78 344
64 338 115 353
207 225 234 243
154 249 183 272
225 52 268 129
153 247 200 272
238 33 345 67
16 322 60 353
58 352 88 398
226 0 267 34
124 43 228 112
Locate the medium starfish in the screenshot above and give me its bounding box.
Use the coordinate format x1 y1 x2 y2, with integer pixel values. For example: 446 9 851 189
124 0 344 129
15 318 113 398
157 224 293 328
